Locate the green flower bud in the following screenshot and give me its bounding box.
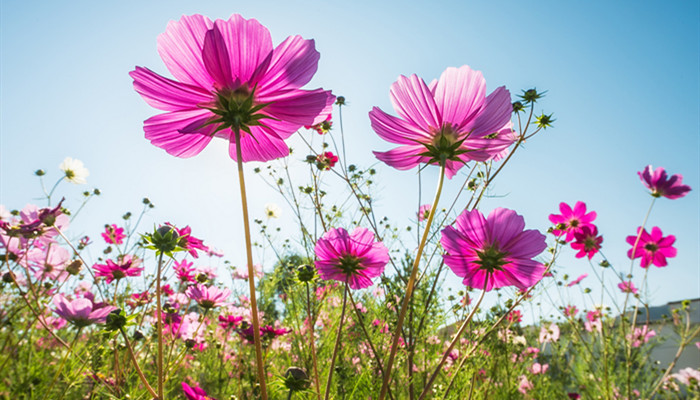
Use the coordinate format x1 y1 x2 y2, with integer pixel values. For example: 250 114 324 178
297 264 315 282
104 309 127 332
283 367 310 392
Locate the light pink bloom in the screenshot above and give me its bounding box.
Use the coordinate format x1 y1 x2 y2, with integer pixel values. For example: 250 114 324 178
567 273 588 287
626 227 676 268
130 14 334 162
518 375 533 395
548 201 597 242
539 323 560 343
53 294 116 328
530 362 549 375
627 325 656 348
638 165 691 199
101 224 126 245
25 244 71 282
564 305 579 318
441 208 547 291
232 264 263 280
186 284 230 309
371 65 515 179
571 225 602 259
585 310 602 333
672 367 700 387
417 204 432 222
618 280 638 294
93 255 143 284
314 227 389 289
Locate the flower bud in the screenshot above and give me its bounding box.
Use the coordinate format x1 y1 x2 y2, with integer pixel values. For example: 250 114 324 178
335 96 346 106
66 260 83 275
283 367 310 392
104 309 127 332
297 264 315 282
34 169 46 176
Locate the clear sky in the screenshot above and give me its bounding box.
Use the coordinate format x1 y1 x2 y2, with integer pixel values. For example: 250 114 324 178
1 0 698 322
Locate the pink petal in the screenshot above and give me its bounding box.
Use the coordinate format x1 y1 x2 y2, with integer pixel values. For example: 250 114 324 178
262 88 335 127
433 66 485 126
143 110 215 158
390 74 441 132
258 35 320 96
373 146 425 171
157 14 215 89
463 86 512 137
215 15 273 86
486 208 525 248
369 107 432 145
227 126 289 162
202 25 234 88
130 67 212 111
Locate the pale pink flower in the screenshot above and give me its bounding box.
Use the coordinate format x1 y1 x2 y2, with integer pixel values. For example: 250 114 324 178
585 310 602 333
441 208 547 291
638 165 691 199
549 201 597 242
529 362 549 375
130 14 334 162
418 204 432 222
371 65 515 179
672 367 700 387
53 294 116 328
564 305 579 318
626 227 676 268
538 323 560 343
314 227 389 289
518 375 533 395
186 284 230 309
232 264 263 280
618 280 638 294
627 325 655 348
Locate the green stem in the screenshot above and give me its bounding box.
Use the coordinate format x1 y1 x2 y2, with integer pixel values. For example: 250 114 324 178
156 251 165 400
119 326 158 399
41 328 82 400
233 128 268 400
324 282 349 400
306 282 322 400
378 163 446 400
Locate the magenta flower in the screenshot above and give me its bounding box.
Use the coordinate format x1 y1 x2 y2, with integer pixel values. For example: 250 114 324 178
130 14 334 162
53 294 116 328
638 165 691 199
506 309 522 324
564 305 579 318
101 224 126 245
316 151 338 170
567 273 588 287
186 284 230 309
571 226 602 259
417 204 432 222
370 65 516 179
626 226 676 268
306 114 332 135
627 325 656 348
440 208 547 291
548 201 597 243
314 227 390 289
618 280 638 294
182 382 216 400
93 255 143 284
174 258 196 283
168 224 209 258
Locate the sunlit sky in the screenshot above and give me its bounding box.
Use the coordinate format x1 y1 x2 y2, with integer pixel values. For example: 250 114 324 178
1 0 698 323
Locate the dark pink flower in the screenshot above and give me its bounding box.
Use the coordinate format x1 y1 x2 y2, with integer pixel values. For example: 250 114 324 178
567 273 588 287
314 227 389 290
618 280 638 294
638 165 691 199
306 114 332 134
316 151 338 170
564 305 579 318
182 382 216 400
441 208 547 291
53 294 116 328
548 201 597 242
101 224 126 245
218 314 243 330
93 255 143 284
506 309 522 324
168 224 209 258
371 66 516 179
626 227 676 268
127 290 151 309
174 258 196 283
571 226 602 259
130 14 334 162
186 284 230 309
417 204 432 222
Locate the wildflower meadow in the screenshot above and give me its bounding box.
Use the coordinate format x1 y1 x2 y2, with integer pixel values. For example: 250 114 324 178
1 2 698 400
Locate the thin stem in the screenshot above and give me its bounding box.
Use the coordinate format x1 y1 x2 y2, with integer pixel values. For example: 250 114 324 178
233 128 268 400
324 282 349 400
419 278 488 400
306 282 322 400
378 163 446 400
41 328 82 400
119 326 158 399
155 251 165 400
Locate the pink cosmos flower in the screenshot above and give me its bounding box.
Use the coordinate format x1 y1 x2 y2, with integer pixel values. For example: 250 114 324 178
314 227 390 290
417 204 432 222
174 258 196 283
101 224 126 245
130 14 334 162
538 322 560 343
440 208 547 291
672 367 700 387
93 255 143 284
618 280 638 294
506 309 522 324
186 284 231 309
638 165 691 199
53 294 116 328
585 310 602 333
564 305 579 318
182 382 216 400
626 226 676 268
530 362 549 375
517 375 533 395
370 65 516 179
627 325 655 348
571 225 602 259
218 314 244 330
306 114 332 134
567 273 588 287
548 201 597 243
167 224 209 258
316 151 338 170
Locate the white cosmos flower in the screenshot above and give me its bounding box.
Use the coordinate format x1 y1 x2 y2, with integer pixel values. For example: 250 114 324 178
59 157 89 184
264 203 281 219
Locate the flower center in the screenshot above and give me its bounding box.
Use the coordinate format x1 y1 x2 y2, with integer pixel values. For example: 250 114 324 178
644 243 658 252
420 125 469 165
583 237 599 251
569 219 580 228
475 245 509 273
208 85 271 135
337 255 363 275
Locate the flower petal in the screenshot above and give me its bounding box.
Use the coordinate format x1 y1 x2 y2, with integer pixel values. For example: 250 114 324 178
143 110 215 158
369 107 432 145
130 67 212 111
390 74 441 132
258 35 320 96
373 146 426 171
433 66 485 126
215 15 273 86
262 88 335 128
157 14 215 89
227 126 289 162
463 86 512 137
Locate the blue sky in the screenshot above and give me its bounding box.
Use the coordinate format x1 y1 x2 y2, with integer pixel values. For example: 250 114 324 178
1 0 698 322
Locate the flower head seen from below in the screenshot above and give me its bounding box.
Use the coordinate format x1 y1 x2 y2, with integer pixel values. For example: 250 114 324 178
440 208 547 291
370 65 516 179
315 151 338 170
93 255 143 284
53 294 116 328
417 204 432 222
101 224 126 245
130 14 334 163
626 226 676 268
571 225 602 259
306 114 332 135
166 224 209 258
638 165 691 199
618 280 638 294
186 284 230 309
264 203 281 219
59 157 89 184
182 382 217 400
314 227 390 290
548 201 597 243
